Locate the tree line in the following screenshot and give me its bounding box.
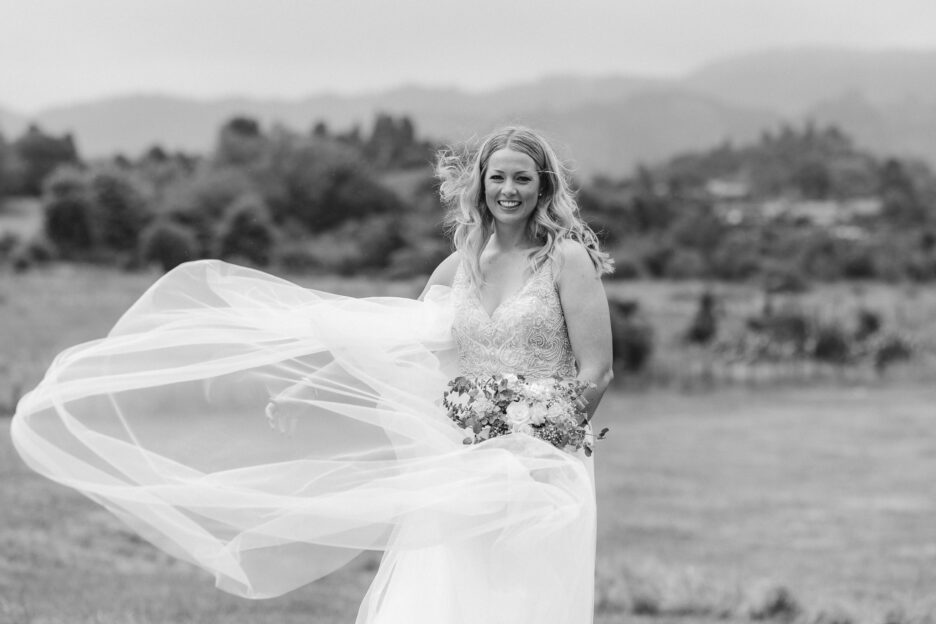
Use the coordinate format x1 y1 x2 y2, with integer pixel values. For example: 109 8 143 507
0 114 442 275
2 116 936 285
581 123 936 286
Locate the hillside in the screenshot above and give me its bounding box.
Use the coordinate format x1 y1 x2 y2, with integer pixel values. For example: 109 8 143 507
684 47 936 114
4 47 936 176
807 91 936 165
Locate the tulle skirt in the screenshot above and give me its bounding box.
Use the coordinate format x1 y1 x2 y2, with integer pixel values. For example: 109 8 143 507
11 260 596 623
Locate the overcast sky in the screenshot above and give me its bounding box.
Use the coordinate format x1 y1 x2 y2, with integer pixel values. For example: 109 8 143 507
2 0 935 112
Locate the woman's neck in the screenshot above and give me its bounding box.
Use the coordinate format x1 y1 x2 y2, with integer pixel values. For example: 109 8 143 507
490 222 537 253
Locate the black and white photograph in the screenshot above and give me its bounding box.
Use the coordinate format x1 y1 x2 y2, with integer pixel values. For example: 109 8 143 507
2 1 936 622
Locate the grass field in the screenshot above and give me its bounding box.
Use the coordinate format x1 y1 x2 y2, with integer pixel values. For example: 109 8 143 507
4 386 936 623
3 262 936 410
595 386 936 622
2 265 936 623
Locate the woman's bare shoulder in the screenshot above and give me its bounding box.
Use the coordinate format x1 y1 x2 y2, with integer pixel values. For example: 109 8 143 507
555 239 596 281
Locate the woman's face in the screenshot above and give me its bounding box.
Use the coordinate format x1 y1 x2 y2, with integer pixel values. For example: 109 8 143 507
483 148 541 229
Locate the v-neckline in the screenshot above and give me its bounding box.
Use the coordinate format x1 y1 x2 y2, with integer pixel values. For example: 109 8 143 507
474 267 542 320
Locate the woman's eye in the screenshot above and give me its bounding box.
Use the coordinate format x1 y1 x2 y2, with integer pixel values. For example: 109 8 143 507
489 175 503 181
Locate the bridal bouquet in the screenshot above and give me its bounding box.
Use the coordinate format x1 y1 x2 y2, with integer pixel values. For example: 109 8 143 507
442 373 608 456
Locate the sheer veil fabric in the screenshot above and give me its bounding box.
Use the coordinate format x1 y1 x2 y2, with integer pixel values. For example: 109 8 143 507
11 260 596 623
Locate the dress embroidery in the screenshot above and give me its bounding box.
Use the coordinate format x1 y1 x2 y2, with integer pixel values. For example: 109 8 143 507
452 262 578 379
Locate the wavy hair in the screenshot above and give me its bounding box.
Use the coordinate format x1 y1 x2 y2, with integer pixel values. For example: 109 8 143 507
436 126 613 286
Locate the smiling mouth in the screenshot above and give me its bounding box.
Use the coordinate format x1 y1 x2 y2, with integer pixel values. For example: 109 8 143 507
498 200 521 208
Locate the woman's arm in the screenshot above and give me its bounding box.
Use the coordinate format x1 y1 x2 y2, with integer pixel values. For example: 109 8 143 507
557 241 614 418
418 251 461 300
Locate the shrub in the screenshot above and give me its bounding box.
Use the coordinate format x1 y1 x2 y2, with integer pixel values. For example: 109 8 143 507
137 146 199 200
139 220 198 272
873 334 914 372
278 214 407 275
710 230 763 281
719 308 815 362
160 167 256 255
362 114 432 169
344 214 406 269
811 322 852 364
748 310 811 349
745 585 801 620
42 166 95 257
11 124 80 196
9 236 56 272
840 244 877 279
795 232 851 280
0 231 19 260
722 303 913 371
668 204 726 259
685 291 718 345
216 194 276 266
609 299 655 373
264 139 404 232
854 308 881 341
639 242 674 278
89 167 153 252
214 116 267 167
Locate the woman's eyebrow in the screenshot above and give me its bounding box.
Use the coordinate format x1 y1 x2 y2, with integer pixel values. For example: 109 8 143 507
488 167 534 174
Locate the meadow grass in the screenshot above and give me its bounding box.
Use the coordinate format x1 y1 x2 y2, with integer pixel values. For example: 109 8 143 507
4 386 936 623
603 278 936 389
4 263 935 410
595 386 936 622
2 265 936 622
0 264 426 413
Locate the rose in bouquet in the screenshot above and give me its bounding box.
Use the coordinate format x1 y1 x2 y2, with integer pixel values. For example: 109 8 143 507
442 373 608 456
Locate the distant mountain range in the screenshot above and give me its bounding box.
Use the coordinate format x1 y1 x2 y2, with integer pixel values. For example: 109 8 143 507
3 47 936 177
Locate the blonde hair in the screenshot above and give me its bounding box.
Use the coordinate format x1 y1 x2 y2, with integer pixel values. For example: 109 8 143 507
436 126 613 286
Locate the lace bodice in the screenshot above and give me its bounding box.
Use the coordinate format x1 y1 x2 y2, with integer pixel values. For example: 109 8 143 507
451 261 577 379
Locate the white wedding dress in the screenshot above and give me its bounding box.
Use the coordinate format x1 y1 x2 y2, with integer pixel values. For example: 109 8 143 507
11 260 596 624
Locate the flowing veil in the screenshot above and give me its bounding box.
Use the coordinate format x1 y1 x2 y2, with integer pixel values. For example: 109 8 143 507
11 260 595 621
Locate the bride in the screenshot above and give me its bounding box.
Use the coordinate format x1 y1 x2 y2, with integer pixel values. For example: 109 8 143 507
11 126 614 623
